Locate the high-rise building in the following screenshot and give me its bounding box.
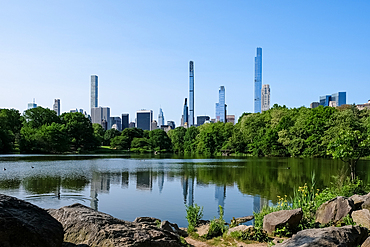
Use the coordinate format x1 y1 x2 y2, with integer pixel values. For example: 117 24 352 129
215 86 226 122
182 98 188 127
167 121 175 130
91 75 98 111
111 116 122 131
310 102 319 108
136 110 153 131
197 116 210 126
129 122 135 128
226 115 235 124
91 107 111 129
27 99 37 109
254 47 262 113
189 61 194 126
158 108 164 128
151 120 158 130
319 92 346 107
122 114 129 130
53 99 60 116
261 84 270 112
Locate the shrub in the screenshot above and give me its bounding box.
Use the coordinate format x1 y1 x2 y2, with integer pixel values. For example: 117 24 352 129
206 205 228 239
185 203 203 233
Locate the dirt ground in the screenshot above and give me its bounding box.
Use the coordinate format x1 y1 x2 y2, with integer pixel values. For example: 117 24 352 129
184 237 268 247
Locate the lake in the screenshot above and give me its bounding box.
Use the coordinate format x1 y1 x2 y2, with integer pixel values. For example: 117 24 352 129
0 154 369 227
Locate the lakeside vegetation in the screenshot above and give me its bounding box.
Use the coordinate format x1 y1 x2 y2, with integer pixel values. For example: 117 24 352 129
1 104 369 167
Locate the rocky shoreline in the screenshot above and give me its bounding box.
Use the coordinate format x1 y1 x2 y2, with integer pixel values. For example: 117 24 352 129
2 193 370 247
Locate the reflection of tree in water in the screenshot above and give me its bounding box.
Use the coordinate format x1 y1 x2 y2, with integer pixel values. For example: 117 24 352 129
0 179 21 190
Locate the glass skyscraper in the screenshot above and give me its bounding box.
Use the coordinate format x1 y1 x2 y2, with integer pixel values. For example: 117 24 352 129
91 75 98 110
182 98 188 127
189 61 194 126
158 108 164 128
254 48 262 113
215 86 226 122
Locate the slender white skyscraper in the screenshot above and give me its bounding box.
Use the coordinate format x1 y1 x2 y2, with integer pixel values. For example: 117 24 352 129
254 48 262 113
91 75 98 110
261 84 270 112
158 108 164 128
53 99 60 116
189 61 194 126
215 86 226 122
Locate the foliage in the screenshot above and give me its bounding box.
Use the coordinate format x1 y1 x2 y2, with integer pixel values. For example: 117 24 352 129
206 205 228 239
103 128 120 146
149 129 172 151
92 123 104 144
185 203 204 233
229 228 269 242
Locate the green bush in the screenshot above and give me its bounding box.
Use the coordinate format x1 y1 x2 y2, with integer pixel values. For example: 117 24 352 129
206 205 228 239
185 203 203 233
230 228 269 242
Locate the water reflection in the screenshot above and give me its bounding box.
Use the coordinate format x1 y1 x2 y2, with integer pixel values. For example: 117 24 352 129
0 156 367 226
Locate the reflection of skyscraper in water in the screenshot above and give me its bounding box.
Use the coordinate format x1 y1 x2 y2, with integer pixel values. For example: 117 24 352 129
253 195 268 212
136 170 153 191
181 176 194 206
90 172 111 211
158 171 164 193
121 171 129 188
215 185 226 210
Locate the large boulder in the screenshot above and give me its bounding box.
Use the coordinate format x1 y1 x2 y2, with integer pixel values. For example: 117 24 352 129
0 193 64 247
48 203 182 247
362 237 370 247
352 209 370 229
316 196 354 225
275 225 368 247
362 195 370 211
263 208 303 234
349 194 370 210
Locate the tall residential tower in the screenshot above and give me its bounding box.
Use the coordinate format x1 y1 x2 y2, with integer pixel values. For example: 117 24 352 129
189 61 194 126
91 75 98 111
53 99 60 116
261 84 270 112
254 48 262 113
215 86 226 122
158 108 164 128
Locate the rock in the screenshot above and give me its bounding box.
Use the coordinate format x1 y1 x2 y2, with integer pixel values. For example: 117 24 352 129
134 216 161 227
275 225 368 247
195 223 210 237
263 208 303 234
352 209 370 229
227 225 254 235
0 193 64 247
350 194 370 210
232 215 254 224
48 203 182 247
160 220 187 237
362 195 370 211
362 237 370 247
316 196 354 225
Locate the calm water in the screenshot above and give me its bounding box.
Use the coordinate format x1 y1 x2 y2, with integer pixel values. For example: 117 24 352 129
0 154 369 227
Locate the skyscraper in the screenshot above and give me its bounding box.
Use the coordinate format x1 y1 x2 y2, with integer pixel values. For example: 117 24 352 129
189 61 194 126
319 92 346 107
254 48 262 113
136 110 153 131
91 107 111 129
53 99 60 116
121 114 129 130
91 75 98 111
182 98 188 127
158 108 164 128
215 86 226 122
261 84 270 112
27 99 37 109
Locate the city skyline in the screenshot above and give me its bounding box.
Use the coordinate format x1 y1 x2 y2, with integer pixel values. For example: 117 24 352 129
1 1 369 125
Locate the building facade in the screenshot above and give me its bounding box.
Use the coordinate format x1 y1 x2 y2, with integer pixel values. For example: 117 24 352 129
158 108 164 128
136 110 153 131
167 121 175 130
129 122 135 128
53 99 60 116
111 116 122 131
254 47 262 113
151 120 158 130
197 116 210 126
182 98 188 127
310 102 319 108
215 86 226 122
122 114 129 130
319 92 346 107
226 115 235 124
261 84 270 112
27 99 37 109
91 107 111 129
189 61 194 126
91 75 98 111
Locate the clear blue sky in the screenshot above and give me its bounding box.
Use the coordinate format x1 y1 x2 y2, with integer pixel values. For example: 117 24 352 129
1 1 369 125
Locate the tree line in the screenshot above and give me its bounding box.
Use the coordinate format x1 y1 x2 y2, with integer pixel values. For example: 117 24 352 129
1 105 369 165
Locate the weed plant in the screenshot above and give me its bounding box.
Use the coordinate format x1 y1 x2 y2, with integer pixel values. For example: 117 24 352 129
185 203 204 233
206 205 228 239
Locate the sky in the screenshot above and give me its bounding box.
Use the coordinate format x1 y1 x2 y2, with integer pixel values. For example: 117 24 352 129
1 1 369 126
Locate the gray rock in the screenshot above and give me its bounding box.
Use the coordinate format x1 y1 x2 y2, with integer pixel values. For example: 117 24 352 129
316 196 354 225
263 208 303 234
352 209 370 229
362 195 370 211
362 236 370 247
227 225 254 235
233 215 254 224
48 203 182 247
134 216 161 226
160 220 187 237
350 194 370 210
275 225 368 247
0 193 64 247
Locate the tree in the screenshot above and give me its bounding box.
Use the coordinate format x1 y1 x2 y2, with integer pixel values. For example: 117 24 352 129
103 129 120 146
149 129 172 151
184 126 199 153
60 112 98 151
23 107 60 129
92 123 104 145
327 130 370 181
110 135 130 150
168 127 187 153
